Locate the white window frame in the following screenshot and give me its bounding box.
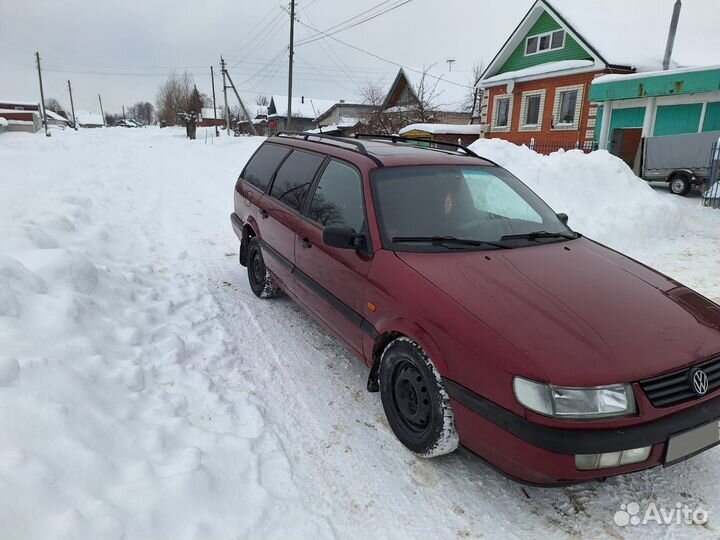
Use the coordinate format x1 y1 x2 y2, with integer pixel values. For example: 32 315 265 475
519 89 546 131
552 84 584 130
524 29 565 56
492 94 513 132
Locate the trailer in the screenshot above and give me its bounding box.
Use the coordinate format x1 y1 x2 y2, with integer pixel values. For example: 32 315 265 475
640 131 720 196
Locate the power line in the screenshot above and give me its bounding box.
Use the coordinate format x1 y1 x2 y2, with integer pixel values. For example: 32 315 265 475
296 0 413 47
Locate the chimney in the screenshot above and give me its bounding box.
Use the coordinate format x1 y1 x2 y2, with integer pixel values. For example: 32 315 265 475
663 0 682 70
301 96 305 104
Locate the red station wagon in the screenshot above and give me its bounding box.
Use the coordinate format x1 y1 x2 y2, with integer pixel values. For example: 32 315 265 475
231 132 720 485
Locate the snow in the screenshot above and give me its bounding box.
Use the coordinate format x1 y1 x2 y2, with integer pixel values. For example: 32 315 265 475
45 110 69 123
200 107 220 119
0 99 39 108
481 59 595 85
468 138 685 252
550 0 720 71
269 95 339 120
0 117 9 127
593 63 720 85
399 123 484 135
1 127 720 539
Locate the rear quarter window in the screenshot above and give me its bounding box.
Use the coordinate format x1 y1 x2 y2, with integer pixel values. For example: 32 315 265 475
269 150 325 212
242 143 291 192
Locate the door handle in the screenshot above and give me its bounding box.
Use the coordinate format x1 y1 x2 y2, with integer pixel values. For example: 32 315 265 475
300 237 312 249
259 208 269 219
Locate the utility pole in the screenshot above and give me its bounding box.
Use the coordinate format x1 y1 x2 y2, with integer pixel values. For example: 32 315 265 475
287 0 295 131
35 51 50 137
210 65 219 137
663 0 682 70
67 80 77 130
98 94 106 126
220 56 230 135
224 68 257 136
122 105 126 120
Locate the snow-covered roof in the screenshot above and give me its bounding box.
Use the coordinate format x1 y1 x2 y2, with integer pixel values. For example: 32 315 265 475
0 108 38 115
306 117 362 134
75 111 104 126
269 95 340 120
45 110 69 122
0 99 40 108
550 0 720 71
592 63 720 85
399 123 484 135
481 59 594 86
201 107 220 119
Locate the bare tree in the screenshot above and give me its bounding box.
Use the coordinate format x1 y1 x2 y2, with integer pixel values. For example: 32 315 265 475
44 97 66 118
463 62 485 121
156 71 194 126
255 95 269 107
128 101 155 125
412 66 442 123
359 79 392 134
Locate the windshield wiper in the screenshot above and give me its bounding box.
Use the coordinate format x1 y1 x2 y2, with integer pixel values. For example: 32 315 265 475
500 231 577 241
392 235 511 249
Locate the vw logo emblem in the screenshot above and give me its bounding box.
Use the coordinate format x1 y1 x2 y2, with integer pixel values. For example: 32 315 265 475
690 369 709 396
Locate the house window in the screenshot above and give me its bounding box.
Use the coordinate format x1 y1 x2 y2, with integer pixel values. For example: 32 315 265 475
492 95 513 131
525 95 541 125
519 90 546 131
552 84 584 129
525 29 565 55
558 90 578 124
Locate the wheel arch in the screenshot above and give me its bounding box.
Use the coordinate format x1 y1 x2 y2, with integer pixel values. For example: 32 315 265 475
366 322 449 393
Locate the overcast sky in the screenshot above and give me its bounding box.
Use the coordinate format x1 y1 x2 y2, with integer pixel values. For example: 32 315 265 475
0 0 537 114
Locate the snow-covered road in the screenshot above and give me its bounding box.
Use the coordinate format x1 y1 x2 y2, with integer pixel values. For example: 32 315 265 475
1 127 720 539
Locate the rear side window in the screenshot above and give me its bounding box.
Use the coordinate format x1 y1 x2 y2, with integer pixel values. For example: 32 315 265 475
308 159 365 232
269 150 325 212
243 143 290 191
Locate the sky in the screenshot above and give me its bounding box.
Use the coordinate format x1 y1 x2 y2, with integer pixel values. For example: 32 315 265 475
0 0 535 115
1 0 716 117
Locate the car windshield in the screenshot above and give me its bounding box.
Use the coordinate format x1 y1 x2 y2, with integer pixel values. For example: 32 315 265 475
371 165 575 251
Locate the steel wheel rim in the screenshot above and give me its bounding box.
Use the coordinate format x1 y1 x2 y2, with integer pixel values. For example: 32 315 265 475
391 360 432 435
250 250 264 287
671 179 685 193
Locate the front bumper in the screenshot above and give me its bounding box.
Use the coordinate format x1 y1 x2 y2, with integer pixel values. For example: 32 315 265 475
444 378 720 485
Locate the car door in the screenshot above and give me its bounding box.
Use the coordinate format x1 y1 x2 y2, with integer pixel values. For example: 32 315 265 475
294 158 372 356
259 148 325 290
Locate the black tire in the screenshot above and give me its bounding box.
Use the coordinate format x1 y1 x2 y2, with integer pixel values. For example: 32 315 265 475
669 174 691 196
246 237 279 298
379 337 459 458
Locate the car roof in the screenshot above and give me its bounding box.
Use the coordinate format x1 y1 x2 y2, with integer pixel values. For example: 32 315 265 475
266 133 497 169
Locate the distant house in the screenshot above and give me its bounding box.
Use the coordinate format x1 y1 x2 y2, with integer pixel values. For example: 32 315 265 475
198 107 224 128
45 110 69 128
478 0 720 152
0 99 42 133
75 111 105 128
368 68 476 135
398 123 483 146
266 95 338 133
115 118 141 128
307 101 374 136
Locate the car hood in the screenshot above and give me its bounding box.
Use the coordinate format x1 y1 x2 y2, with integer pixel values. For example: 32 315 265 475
396 238 720 386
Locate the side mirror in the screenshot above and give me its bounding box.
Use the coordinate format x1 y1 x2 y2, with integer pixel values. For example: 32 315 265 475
323 227 365 250
557 213 569 225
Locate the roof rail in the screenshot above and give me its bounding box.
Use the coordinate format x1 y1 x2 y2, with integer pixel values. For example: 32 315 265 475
273 130 383 167
353 133 481 158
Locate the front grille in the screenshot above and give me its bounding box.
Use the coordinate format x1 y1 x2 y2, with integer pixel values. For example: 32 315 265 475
640 356 720 408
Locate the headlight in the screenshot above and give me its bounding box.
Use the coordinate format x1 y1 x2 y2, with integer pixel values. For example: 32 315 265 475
513 377 636 419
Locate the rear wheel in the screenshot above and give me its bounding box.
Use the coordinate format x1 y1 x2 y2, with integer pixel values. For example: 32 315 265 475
246 237 279 298
669 173 692 196
379 337 459 457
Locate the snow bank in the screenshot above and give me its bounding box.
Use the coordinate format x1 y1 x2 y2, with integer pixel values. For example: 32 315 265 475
469 138 686 251
0 128 332 539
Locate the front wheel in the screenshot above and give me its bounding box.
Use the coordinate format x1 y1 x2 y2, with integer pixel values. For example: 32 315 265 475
246 237 279 298
669 174 692 196
379 337 459 458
